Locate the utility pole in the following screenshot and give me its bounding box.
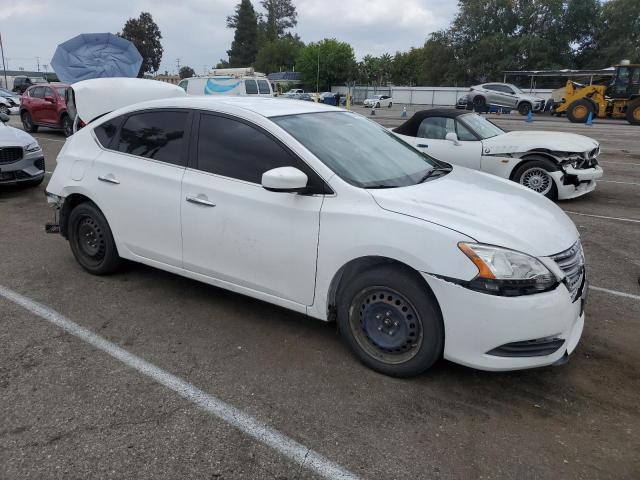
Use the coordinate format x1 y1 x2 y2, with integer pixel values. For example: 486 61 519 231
0 33 7 90
176 58 180 75
36 56 40 72
316 47 320 95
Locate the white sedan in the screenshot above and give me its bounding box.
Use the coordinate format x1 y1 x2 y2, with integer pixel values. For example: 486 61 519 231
363 94 392 108
393 109 603 199
46 79 585 377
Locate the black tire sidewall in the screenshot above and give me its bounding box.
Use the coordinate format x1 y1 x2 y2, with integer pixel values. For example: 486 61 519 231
68 202 121 275
567 99 594 123
337 265 444 377
518 102 532 115
513 158 559 199
61 115 73 137
626 100 640 125
0 105 8 115
21 112 37 132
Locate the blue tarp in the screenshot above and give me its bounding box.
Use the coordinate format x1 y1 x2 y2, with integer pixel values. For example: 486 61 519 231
51 33 143 83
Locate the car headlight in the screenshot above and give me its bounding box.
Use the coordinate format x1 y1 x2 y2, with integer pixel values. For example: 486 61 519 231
25 141 41 153
458 242 558 296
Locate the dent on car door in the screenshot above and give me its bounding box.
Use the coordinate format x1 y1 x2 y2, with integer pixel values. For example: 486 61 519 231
181 112 324 305
92 110 189 267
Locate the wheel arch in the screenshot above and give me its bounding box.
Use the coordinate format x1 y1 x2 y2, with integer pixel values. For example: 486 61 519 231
509 152 560 181
325 255 441 322
60 192 102 239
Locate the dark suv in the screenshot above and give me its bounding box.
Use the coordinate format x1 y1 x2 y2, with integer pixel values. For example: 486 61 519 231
20 83 74 137
12 75 49 94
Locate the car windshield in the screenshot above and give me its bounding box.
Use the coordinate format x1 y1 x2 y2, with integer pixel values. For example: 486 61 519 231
458 113 504 139
273 111 441 188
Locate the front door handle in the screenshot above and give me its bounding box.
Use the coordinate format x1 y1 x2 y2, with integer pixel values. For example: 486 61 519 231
186 194 216 207
98 174 120 184
417 143 428 148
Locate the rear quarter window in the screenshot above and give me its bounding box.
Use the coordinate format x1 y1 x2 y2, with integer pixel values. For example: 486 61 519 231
94 116 124 149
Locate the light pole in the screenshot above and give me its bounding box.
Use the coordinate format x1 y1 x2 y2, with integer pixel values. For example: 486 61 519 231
0 33 7 90
316 46 320 95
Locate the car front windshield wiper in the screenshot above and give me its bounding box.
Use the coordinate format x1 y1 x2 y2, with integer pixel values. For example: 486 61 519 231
364 184 400 189
417 165 453 184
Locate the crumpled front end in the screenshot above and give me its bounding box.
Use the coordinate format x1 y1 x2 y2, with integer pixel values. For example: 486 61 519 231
551 146 604 199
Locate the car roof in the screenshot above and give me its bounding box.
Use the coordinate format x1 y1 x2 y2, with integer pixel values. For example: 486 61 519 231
118 96 338 118
393 108 472 136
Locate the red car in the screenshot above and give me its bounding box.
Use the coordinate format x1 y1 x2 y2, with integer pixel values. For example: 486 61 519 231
20 83 74 137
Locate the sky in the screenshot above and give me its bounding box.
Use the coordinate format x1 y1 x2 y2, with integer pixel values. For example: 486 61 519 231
0 0 459 75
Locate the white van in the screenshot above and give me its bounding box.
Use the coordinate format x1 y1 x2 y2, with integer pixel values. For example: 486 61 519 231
179 68 273 98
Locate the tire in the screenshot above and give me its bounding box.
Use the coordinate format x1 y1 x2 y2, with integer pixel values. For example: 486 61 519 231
625 99 640 125
513 157 559 199
375 102 380 108
472 95 486 112
518 102 532 116
61 114 73 137
68 202 121 275
337 264 444 377
567 99 594 123
388 102 393 108
0 104 8 115
21 111 38 133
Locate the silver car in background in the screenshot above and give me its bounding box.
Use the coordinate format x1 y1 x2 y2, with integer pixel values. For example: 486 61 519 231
467 83 545 115
0 113 45 187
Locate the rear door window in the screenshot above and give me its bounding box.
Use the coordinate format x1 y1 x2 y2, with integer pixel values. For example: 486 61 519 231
257 79 271 94
116 110 189 166
30 87 45 98
244 79 258 95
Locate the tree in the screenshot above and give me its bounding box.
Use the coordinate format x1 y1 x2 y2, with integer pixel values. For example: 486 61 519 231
179 66 195 79
590 0 640 67
255 36 304 73
120 12 163 77
260 0 297 41
226 0 259 67
296 39 356 91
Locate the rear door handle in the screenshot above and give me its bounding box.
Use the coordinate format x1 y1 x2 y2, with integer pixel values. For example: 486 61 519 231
417 144 428 148
186 194 216 207
98 174 120 184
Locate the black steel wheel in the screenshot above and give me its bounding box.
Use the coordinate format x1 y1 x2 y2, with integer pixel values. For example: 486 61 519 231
518 102 532 115
337 265 443 377
68 202 121 275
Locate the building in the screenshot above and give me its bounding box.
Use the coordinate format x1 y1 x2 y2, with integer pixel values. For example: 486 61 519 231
154 74 181 85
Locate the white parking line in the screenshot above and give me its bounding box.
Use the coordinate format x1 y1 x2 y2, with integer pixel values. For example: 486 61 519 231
590 286 640 301
0 285 360 480
598 180 640 186
564 211 640 224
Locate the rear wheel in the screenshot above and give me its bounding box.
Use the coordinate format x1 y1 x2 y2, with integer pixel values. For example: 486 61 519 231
518 102 532 116
61 114 73 137
21 111 38 133
388 102 393 108
625 99 640 125
567 99 594 123
375 102 380 108
337 265 443 377
68 202 121 275
472 95 486 112
513 158 559 199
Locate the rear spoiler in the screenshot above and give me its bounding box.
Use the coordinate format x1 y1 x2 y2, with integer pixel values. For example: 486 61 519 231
70 77 186 125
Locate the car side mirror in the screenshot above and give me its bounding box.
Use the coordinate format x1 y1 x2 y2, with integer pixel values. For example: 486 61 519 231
262 167 309 193
0 112 9 123
445 132 460 145
44 95 55 103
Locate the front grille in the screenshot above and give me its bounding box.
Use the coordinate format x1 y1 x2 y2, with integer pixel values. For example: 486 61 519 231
0 147 23 165
551 240 585 301
487 337 565 357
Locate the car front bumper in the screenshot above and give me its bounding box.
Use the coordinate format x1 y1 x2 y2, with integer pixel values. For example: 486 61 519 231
422 273 585 371
551 165 604 200
0 154 45 184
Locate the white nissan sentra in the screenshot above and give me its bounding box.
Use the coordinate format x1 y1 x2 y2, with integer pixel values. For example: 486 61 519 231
46 79 586 377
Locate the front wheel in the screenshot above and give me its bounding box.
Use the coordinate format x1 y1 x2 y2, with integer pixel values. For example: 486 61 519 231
375 102 380 108
625 99 640 125
518 102 532 115
513 158 558 199
68 202 121 275
21 111 38 133
337 265 443 377
567 99 594 123
0 104 8 115
388 102 393 108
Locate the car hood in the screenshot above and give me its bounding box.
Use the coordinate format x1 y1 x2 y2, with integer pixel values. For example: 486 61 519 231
482 130 599 155
0 123 33 146
520 93 544 102
369 166 578 257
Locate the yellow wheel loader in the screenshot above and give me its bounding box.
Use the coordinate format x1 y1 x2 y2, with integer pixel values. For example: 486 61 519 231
555 61 640 125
